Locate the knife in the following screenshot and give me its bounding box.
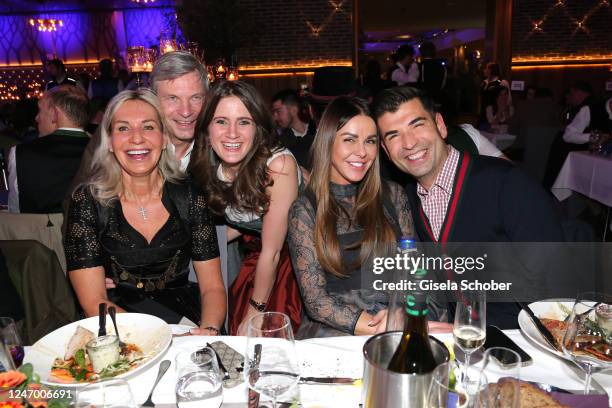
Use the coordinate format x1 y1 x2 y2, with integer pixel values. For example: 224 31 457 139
98 302 107 337
518 302 558 349
299 377 361 385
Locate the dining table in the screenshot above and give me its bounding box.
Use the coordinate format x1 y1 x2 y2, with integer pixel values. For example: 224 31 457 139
47 325 609 407
551 150 612 241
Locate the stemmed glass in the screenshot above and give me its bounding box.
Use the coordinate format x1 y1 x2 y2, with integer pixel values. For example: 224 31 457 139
0 317 23 368
175 347 223 408
427 361 488 408
453 291 486 385
244 312 300 408
477 347 521 407
75 379 137 408
562 292 612 394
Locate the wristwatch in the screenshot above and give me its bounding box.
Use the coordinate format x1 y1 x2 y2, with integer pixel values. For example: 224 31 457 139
249 298 267 312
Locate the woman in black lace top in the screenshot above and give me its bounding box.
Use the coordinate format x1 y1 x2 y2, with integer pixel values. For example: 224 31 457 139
64 89 226 334
287 97 415 338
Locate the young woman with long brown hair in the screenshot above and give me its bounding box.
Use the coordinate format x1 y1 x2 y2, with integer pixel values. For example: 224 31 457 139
189 81 302 335
287 96 415 338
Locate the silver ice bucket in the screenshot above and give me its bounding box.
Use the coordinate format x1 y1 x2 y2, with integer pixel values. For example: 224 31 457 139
362 332 450 408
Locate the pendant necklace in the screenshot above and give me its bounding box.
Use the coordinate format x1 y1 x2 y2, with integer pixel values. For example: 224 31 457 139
138 206 148 221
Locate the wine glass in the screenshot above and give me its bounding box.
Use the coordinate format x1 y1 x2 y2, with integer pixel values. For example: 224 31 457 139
0 317 23 368
477 347 521 407
175 347 223 408
562 292 612 394
75 379 137 408
244 312 300 408
428 361 488 408
453 291 486 385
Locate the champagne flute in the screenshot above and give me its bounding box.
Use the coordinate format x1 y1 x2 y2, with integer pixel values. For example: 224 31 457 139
175 347 223 408
75 378 137 408
453 291 486 385
562 292 612 394
0 317 23 368
244 312 300 408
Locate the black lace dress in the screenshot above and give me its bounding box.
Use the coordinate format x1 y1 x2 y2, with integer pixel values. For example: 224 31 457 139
64 180 219 324
287 181 415 337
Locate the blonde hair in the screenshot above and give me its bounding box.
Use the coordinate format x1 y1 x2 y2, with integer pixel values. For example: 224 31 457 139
86 89 183 204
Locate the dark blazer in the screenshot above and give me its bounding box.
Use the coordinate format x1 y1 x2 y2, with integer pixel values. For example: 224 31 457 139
405 151 564 328
16 128 89 213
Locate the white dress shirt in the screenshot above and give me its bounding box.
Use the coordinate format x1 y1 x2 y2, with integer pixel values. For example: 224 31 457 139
391 62 419 86
562 106 590 144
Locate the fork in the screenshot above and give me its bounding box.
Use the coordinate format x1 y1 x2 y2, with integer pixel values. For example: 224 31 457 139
142 360 171 407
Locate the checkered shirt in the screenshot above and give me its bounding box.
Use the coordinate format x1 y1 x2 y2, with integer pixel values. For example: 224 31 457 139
416 146 460 240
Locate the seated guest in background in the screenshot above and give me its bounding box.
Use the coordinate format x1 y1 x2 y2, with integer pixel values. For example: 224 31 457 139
65 89 226 335
287 97 416 338
85 97 107 135
391 44 419 87
544 82 609 188
271 89 316 170
88 59 123 102
374 87 564 328
45 59 80 91
484 86 514 133
7 85 89 213
190 81 303 335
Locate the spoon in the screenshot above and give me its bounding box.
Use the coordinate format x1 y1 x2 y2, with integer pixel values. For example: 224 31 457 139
108 306 126 348
142 360 171 407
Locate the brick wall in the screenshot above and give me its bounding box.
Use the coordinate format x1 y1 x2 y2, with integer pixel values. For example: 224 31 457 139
236 0 354 70
511 0 611 60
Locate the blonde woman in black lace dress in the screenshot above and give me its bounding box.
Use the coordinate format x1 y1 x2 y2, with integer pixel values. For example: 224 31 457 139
64 89 225 335
287 97 416 338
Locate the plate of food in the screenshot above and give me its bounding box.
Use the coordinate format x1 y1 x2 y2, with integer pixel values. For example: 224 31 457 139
23 313 172 387
517 299 574 359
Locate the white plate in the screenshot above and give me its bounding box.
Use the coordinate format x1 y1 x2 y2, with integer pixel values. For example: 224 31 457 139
517 299 573 359
23 313 172 388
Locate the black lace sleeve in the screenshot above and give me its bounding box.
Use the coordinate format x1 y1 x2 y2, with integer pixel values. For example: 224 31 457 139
287 195 362 334
386 181 415 239
64 187 104 271
190 185 220 261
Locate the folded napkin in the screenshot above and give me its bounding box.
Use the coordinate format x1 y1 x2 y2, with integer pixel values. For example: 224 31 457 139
551 392 609 408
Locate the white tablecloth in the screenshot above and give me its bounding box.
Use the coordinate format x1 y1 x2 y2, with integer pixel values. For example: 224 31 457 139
551 151 612 206
98 327 611 407
480 131 517 151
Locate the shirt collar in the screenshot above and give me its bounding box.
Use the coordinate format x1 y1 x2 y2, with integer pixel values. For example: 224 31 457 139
416 146 460 197
57 127 84 132
396 62 406 72
291 122 309 137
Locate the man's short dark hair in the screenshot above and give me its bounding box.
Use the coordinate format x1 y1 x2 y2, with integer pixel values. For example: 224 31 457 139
271 89 301 107
46 85 89 128
48 59 65 72
372 86 437 120
396 44 415 60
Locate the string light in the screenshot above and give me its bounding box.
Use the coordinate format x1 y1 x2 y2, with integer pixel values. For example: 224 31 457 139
29 18 63 32
305 1 346 37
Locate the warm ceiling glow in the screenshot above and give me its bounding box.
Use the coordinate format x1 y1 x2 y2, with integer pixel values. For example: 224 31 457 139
512 63 610 70
240 61 352 72
29 18 63 32
512 55 612 64
241 72 315 78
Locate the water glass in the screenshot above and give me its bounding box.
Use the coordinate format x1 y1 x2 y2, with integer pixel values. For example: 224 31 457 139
75 378 137 408
175 347 223 408
0 317 23 368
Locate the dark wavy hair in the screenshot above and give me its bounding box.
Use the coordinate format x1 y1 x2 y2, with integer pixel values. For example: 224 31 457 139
189 80 281 216
308 96 396 278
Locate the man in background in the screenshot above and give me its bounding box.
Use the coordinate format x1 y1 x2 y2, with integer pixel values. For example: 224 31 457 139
8 85 89 213
271 89 315 169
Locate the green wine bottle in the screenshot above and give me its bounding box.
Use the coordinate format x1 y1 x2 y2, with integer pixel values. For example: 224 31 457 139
387 239 436 374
